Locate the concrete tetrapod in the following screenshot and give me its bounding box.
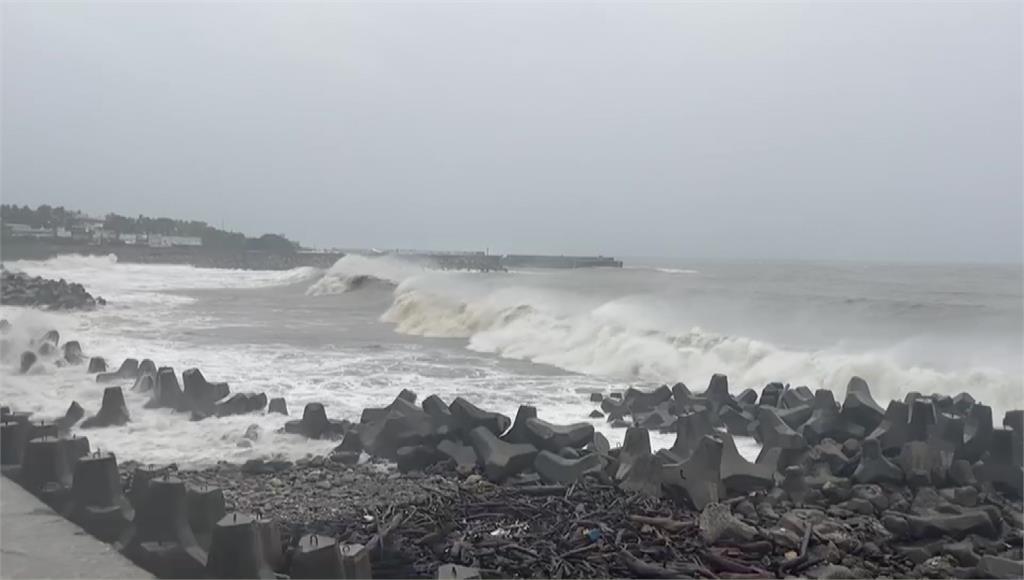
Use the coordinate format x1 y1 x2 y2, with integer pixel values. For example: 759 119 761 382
81 386 130 428
534 450 605 484
616 427 652 481
268 397 288 415
289 534 343 579
623 385 673 414
719 432 778 494
205 513 275 579
958 403 993 463
55 401 84 433
852 439 904 485
119 476 208 579
128 463 169 510
146 367 187 411
974 428 1024 498
523 417 594 452
255 515 286 572
20 435 76 505
759 382 785 407
781 385 814 408
866 400 910 453
664 435 725 509
467 426 537 483
62 341 84 365
285 403 340 439
450 397 511 436
756 407 807 452
666 410 714 463
719 406 757 437
501 405 537 444
88 356 107 373
66 451 133 542
182 368 230 415
20 351 37 374
618 452 663 497
186 484 226 550
436 439 478 472
839 376 885 432
96 358 140 383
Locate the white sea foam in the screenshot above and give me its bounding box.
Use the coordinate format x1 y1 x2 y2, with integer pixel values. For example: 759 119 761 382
306 255 428 296
2 255 1019 467
381 277 1023 413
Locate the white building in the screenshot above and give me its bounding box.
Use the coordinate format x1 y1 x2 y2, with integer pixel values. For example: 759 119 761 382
148 234 202 248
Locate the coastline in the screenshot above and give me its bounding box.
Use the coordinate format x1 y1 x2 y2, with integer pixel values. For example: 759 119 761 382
1 240 343 271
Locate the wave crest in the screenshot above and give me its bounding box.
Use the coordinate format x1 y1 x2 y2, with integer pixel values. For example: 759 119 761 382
381 284 1022 411
306 255 428 296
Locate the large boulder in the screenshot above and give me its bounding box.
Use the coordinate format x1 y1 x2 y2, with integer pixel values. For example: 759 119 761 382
867 400 910 453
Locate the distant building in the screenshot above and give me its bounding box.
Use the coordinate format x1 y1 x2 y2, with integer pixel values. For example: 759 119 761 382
55 228 72 239
4 223 57 238
118 233 146 245
148 234 202 248
93 229 118 244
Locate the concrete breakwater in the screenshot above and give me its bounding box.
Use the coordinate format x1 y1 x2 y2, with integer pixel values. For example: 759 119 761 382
2 316 1023 579
2 241 624 272
1 269 107 310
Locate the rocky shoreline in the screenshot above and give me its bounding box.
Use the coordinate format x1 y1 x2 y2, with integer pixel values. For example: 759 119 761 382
1 268 106 310
1 322 1022 579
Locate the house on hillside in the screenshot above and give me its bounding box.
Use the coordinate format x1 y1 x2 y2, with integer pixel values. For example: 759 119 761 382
3 223 56 238
148 234 202 248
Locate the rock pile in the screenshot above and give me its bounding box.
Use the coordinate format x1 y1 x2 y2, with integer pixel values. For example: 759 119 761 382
3 346 1022 580
1 268 106 310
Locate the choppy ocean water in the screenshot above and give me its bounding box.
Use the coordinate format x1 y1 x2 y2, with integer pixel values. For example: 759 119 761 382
1 254 1020 467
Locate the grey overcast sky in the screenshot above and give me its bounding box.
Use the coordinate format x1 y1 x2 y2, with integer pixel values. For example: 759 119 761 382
1 2 1021 262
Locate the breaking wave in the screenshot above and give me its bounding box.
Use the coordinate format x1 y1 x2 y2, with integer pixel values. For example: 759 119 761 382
381 282 1023 412
306 255 429 296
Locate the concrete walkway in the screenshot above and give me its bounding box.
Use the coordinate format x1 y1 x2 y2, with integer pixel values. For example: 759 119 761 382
0 477 150 579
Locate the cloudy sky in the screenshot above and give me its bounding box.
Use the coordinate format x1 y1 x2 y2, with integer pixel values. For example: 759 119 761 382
2 2 1020 262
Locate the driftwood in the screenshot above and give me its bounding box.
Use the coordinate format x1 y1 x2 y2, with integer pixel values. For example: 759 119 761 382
776 521 813 577
619 550 715 579
628 515 689 532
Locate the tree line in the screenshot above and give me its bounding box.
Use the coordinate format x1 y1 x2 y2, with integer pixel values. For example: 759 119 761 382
1 204 300 253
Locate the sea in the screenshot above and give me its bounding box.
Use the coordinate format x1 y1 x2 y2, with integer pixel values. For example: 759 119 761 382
1 254 1021 467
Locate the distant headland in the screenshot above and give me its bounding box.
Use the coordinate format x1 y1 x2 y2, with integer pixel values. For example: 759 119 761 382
1 204 622 271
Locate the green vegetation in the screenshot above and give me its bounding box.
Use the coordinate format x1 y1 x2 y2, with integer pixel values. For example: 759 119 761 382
1 204 300 253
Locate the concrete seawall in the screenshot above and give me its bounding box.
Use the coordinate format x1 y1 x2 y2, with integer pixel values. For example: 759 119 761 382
1 476 150 578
